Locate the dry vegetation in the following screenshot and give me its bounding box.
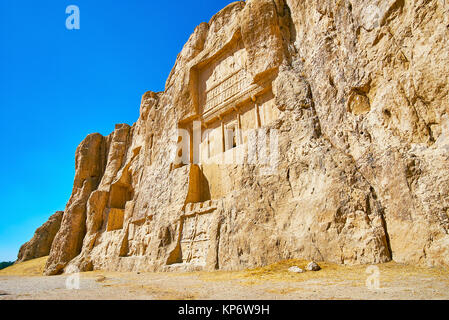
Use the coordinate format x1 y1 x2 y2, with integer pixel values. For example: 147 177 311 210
0 256 47 276
3 256 449 284
1 257 448 299
188 259 449 286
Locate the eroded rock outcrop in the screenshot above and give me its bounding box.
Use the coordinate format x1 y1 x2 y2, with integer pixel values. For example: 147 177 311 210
44 133 107 275
22 0 448 275
16 211 63 263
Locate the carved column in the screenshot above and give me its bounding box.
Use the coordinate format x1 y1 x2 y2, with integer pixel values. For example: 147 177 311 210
237 112 243 145
220 120 225 153
207 133 211 159
255 104 261 128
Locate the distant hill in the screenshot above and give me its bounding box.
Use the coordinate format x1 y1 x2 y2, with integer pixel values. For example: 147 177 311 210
0 261 14 270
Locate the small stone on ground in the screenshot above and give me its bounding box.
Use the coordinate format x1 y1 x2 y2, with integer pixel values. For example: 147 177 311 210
306 262 321 271
288 266 304 273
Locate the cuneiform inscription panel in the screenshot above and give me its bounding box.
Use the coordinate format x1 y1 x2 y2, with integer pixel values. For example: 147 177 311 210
204 69 251 113
198 40 250 117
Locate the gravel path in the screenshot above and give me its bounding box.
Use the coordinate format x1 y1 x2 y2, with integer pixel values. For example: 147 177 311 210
1 270 448 300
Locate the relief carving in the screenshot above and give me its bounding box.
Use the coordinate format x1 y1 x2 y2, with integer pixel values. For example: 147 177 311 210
179 201 217 265
204 69 252 113
197 39 255 120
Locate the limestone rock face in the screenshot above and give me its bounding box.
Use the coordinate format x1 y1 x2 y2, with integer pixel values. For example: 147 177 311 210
26 0 448 275
44 133 108 275
16 211 63 263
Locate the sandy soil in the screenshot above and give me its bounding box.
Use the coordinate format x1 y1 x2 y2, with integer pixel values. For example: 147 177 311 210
0 258 448 300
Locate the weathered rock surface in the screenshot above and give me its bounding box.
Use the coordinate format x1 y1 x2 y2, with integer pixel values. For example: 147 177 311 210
20 0 448 275
16 211 63 263
288 266 304 273
306 261 321 271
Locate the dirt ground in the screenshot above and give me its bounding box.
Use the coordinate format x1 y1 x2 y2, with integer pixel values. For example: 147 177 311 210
0 257 448 300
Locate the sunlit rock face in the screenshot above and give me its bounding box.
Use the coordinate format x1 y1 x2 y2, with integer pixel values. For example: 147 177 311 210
16 211 64 264
26 0 449 275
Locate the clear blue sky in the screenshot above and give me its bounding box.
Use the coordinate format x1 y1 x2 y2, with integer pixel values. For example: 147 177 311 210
0 0 235 261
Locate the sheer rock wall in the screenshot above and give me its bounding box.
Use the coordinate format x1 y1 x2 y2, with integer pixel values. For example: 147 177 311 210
20 0 448 275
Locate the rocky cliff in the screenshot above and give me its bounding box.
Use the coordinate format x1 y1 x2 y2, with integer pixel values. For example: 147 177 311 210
17 211 63 263
20 0 449 275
